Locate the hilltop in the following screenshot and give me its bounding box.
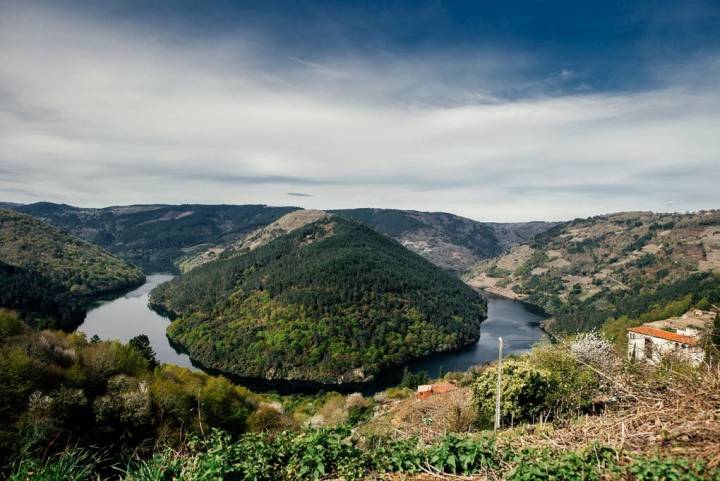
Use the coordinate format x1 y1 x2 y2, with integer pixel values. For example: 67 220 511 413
467 210 720 332
151 213 487 383
178 209 330 272
0 209 144 328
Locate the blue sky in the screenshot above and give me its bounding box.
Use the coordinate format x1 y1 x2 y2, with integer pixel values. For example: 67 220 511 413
1 0 719 220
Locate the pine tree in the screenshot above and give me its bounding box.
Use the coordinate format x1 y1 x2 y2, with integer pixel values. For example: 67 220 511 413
129 334 158 368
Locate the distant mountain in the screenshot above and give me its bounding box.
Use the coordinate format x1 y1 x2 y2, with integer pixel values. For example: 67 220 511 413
467 210 720 333
151 213 487 384
6 202 555 273
0 209 145 328
8 202 299 272
333 208 555 271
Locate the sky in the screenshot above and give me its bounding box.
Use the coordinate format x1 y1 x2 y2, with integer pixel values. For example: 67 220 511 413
1 0 719 222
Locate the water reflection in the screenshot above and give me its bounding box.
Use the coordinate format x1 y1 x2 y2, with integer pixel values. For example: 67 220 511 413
77 276 546 389
77 274 195 369
404 294 546 378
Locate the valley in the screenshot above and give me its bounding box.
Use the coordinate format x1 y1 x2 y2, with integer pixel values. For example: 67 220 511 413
1 204 719 480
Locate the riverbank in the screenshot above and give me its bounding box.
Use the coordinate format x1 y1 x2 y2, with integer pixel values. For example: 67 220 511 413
77 273 195 369
77 275 547 395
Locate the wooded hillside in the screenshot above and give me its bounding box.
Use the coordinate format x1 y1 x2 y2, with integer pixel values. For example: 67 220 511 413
152 215 487 383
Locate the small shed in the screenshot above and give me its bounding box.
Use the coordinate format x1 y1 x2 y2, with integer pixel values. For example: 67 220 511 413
416 384 433 400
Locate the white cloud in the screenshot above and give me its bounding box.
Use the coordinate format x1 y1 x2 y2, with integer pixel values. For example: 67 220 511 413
0 4 719 221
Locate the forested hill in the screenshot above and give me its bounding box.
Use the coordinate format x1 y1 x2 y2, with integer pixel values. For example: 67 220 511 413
5 202 554 274
0 209 145 328
468 210 720 333
333 208 555 271
151 214 487 383
7 202 300 272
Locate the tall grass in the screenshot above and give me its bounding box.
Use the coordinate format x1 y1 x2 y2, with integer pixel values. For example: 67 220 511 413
8 448 102 481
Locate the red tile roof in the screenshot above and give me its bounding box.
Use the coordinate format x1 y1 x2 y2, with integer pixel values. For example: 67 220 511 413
415 382 457 400
430 382 457 394
628 326 700 346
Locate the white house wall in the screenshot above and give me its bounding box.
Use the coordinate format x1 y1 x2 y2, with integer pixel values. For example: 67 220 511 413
627 332 704 366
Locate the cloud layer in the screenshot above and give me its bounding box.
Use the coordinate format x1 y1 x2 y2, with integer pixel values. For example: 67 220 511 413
1 3 719 221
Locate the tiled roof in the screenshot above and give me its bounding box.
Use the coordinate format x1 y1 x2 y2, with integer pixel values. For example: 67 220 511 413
628 326 700 346
430 382 457 394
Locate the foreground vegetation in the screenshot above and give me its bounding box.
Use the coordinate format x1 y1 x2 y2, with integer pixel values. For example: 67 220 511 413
0 210 144 329
3 299 719 479
0 309 257 462
9 429 719 481
152 216 486 383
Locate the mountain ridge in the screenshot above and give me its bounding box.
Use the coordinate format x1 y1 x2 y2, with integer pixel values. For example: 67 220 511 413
3 202 556 274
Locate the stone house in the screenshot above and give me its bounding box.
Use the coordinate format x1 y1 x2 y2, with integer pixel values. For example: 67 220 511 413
627 309 716 366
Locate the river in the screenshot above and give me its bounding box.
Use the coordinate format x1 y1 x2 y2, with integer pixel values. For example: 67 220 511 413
78 274 194 369
77 275 546 391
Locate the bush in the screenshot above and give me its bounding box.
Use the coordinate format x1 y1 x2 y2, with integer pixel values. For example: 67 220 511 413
246 404 289 432
569 332 616 370
0 309 23 339
369 437 423 473
376 386 413 401
629 456 713 481
426 433 497 474
528 342 603 417
399 367 429 390
507 449 604 481
472 358 554 427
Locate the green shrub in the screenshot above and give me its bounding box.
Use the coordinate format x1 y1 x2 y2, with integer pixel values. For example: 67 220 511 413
368 437 423 473
528 342 602 417
506 445 617 481
426 433 498 474
246 405 288 432
507 451 599 481
285 427 366 480
628 456 714 481
124 450 183 481
382 386 414 400
0 309 23 339
472 358 554 427
227 431 291 481
398 367 429 390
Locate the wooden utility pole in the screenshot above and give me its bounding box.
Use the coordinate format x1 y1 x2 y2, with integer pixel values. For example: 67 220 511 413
494 336 504 432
